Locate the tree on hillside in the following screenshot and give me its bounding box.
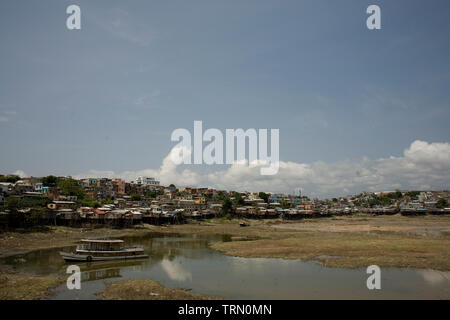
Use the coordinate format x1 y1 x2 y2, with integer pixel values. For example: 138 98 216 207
42 175 58 187
221 198 233 217
78 199 101 208
437 198 448 209
258 192 269 203
0 175 21 183
405 191 420 199
392 190 403 199
216 191 227 201
145 191 157 199
233 193 245 206
131 193 142 201
280 201 292 209
4 197 20 212
57 178 85 198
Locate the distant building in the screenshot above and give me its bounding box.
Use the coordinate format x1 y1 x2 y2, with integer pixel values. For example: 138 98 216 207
112 178 126 195
135 176 160 186
35 182 43 193
82 178 98 186
0 182 13 193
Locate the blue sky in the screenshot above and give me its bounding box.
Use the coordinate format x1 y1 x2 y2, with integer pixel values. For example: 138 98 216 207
1 0 449 196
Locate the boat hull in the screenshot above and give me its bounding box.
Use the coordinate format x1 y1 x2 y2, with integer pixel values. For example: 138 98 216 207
60 251 148 262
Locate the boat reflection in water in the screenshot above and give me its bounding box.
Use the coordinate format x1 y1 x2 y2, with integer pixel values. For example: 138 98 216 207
78 259 146 282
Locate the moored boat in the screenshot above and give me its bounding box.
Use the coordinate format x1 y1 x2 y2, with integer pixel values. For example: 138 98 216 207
60 239 148 262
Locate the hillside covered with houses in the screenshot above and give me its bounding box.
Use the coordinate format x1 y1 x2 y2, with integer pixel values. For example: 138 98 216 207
1 174 449 230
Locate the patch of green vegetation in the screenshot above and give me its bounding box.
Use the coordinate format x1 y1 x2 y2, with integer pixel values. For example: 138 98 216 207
202 217 239 224
77 198 101 208
57 178 85 198
0 175 21 183
42 175 58 187
99 278 219 300
220 198 233 217
0 272 61 300
405 191 421 199
258 192 269 203
211 230 450 271
437 198 448 209
145 189 164 199
3 197 50 210
130 193 142 201
231 192 245 206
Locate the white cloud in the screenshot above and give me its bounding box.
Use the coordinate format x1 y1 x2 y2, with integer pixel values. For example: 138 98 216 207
73 140 450 198
0 116 8 122
12 170 28 178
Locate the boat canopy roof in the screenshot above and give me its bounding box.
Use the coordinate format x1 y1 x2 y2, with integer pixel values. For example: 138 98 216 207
80 239 124 243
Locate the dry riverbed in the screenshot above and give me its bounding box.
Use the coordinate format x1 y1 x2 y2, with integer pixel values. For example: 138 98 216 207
98 279 219 300
0 214 449 299
152 214 450 270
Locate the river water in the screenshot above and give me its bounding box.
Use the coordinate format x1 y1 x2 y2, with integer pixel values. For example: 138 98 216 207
1 234 449 299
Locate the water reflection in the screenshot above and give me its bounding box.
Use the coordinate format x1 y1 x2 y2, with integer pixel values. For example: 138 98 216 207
417 270 450 285
0 234 448 300
79 260 145 282
160 258 192 282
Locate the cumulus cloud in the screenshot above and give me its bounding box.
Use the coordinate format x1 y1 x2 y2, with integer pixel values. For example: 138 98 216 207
12 170 28 178
73 140 450 198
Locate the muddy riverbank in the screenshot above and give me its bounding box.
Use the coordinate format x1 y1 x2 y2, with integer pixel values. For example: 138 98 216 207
2 215 448 257
0 214 449 299
1 215 449 270
156 215 450 270
98 279 219 300
0 271 62 300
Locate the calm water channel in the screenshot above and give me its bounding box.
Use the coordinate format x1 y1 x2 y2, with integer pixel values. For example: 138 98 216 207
1 234 449 299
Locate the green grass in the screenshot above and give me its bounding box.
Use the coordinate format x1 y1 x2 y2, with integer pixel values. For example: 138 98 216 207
211 231 450 270
0 272 61 300
98 279 220 300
